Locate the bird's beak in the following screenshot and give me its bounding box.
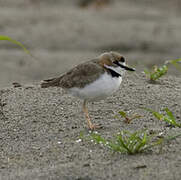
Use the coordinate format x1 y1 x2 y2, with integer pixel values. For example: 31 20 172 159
119 63 136 71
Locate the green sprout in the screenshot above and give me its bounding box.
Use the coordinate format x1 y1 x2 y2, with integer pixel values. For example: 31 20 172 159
81 130 165 154
144 64 168 81
118 111 142 124
80 130 181 155
143 108 181 128
0 35 36 60
0 35 30 54
144 58 181 82
165 59 181 71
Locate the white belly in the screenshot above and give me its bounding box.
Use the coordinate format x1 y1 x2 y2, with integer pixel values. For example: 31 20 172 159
69 72 122 101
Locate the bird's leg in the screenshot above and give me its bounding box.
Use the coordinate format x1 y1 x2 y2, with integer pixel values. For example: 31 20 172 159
82 100 101 130
83 100 94 130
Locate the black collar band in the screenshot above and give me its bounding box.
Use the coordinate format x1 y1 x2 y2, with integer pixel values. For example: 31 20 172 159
107 68 121 78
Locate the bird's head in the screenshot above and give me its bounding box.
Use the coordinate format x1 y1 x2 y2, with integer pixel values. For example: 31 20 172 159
99 51 135 77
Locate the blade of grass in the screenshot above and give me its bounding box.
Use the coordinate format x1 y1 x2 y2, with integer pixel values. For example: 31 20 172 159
165 133 181 142
166 59 181 71
142 107 164 120
90 133 107 145
163 109 180 127
0 35 30 54
0 35 37 61
119 111 127 118
127 131 141 150
143 69 150 76
142 107 181 127
108 141 123 152
134 132 147 153
117 133 133 154
164 108 176 121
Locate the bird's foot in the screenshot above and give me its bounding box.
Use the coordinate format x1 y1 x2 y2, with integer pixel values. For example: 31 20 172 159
124 118 132 124
88 123 102 130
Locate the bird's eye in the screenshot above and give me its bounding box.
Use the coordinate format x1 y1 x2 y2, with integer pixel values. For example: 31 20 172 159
120 57 125 62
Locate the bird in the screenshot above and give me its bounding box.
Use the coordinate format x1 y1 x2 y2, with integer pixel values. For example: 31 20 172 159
41 52 135 130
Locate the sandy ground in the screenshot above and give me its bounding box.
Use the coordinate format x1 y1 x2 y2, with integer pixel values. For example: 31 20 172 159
0 0 181 179
0 73 181 180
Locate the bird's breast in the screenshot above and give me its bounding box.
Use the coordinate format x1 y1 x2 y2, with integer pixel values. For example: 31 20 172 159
68 72 122 101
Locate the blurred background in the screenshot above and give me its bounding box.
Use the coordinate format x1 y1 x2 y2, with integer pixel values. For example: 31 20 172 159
0 0 181 88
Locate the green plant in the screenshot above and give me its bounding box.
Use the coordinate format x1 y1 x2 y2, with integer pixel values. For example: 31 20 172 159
0 35 37 61
164 133 181 142
118 111 142 124
165 59 181 71
80 130 181 155
144 64 168 81
143 108 181 128
144 58 181 81
81 130 165 154
0 35 30 54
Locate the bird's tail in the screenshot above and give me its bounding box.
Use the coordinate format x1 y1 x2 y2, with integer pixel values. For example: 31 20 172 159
41 78 60 88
